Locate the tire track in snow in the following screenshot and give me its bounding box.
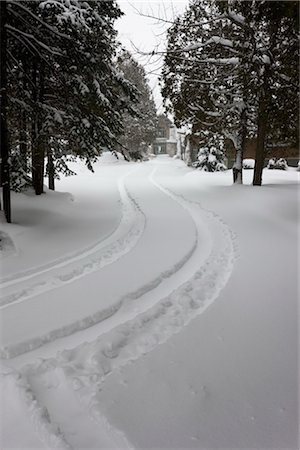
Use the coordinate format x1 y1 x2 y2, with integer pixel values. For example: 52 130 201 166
0 370 71 449
1 366 133 450
0 168 199 358
45 170 237 384
6 170 238 449
0 168 146 308
0 167 140 288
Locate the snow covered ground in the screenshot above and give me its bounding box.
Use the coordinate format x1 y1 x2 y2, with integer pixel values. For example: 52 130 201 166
0 154 298 449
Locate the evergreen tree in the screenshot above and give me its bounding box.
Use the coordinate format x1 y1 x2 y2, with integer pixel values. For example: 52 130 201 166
117 51 157 161
2 0 137 209
162 0 299 186
162 0 251 184
223 1 299 185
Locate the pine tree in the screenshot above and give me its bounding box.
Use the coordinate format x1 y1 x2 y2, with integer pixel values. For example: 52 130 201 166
3 0 137 209
162 0 251 184
117 51 157 161
223 1 298 185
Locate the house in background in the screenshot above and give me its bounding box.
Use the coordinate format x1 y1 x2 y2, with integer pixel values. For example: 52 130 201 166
152 114 177 157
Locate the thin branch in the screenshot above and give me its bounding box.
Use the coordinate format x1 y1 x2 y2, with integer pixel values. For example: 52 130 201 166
8 28 53 68
7 28 39 57
128 2 175 25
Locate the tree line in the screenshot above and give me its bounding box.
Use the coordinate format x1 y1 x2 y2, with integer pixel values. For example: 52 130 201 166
0 0 157 223
161 0 299 184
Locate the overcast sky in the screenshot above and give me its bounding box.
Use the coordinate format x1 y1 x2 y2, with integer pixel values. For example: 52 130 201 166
116 1 189 113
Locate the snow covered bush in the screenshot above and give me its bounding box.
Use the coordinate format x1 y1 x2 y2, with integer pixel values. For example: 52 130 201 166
193 145 227 171
275 158 288 170
267 158 288 170
242 159 255 169
267 158 276 169
192 134 227 172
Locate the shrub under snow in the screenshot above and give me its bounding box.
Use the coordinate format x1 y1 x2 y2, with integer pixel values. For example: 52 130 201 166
267 158 288 170
193 145 227 172
267 158 276 169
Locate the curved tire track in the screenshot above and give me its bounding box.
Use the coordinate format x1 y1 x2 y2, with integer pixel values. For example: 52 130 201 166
1 163 235 448
48 169 237 384
0 168 146 308
0 168 199 358
7 169 238 448
0 167 140 288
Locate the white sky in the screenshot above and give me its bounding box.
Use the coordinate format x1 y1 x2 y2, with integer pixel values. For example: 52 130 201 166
116 1 189 113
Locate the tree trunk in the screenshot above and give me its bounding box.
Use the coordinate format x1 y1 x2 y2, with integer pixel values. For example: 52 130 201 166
20 58 28 172
232 110 247 185
47 147 55 190
0 0 11 222
253 103 268 186
232 149 243 184
31 60 37 189
20 112 27 170
31 60 45 195
253 72 269 186
253 13 278 187
185 136 192 167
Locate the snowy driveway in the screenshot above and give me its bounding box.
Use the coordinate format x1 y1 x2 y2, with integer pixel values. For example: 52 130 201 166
0 156 298 449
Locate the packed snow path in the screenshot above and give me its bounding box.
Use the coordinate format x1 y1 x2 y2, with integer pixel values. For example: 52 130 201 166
0 156 298 449
1 157 235 447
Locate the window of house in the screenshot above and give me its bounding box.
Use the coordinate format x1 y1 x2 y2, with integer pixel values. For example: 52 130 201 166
157 127 166 138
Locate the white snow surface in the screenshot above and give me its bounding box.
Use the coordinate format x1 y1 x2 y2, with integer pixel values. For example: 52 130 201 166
243 158 256 169
0 155 298 449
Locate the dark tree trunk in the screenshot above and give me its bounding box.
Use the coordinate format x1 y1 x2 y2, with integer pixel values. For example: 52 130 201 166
20 58 28 171
253 100 268 186
0 1 11 222
253 72 269 186
20 111 27 170
232 77 248 185
47 146 55 190
31 60 37 189
31 60 45 195
253 15 278 187
232 112 247 185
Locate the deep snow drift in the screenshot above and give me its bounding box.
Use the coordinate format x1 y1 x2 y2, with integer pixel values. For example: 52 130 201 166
0 154 298 449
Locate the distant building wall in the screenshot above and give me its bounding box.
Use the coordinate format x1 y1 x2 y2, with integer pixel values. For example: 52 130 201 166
225 138 299 159
166 142 177 157
153 115 178 157
224 138 299 168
